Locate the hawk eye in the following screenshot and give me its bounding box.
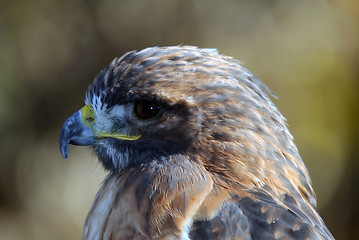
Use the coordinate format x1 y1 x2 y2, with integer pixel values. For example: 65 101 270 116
134 100 160 120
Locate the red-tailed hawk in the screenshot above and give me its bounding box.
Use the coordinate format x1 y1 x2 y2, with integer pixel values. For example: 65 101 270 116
60 46 334 240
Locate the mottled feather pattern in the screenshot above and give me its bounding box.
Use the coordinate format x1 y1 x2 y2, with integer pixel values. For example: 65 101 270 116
61 46 333 239
84 156 213 240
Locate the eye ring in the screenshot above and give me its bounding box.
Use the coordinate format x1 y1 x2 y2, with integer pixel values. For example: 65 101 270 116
133 100 160 120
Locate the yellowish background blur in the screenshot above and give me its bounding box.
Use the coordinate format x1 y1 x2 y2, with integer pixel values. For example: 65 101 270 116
1 0 358 239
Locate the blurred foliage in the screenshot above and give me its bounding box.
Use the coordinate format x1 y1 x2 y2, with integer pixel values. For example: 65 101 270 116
0 0 358 239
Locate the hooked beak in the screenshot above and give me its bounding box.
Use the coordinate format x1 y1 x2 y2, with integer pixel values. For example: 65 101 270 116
59 110 96 158
59 104 141 159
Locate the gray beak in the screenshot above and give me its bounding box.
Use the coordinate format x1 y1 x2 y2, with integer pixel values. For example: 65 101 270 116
59 110 96 158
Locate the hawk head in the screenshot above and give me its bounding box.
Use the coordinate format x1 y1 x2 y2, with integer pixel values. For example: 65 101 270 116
60 45 313 200
59 46 332 239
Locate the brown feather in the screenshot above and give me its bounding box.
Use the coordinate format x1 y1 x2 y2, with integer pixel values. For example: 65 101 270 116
61 46 334 239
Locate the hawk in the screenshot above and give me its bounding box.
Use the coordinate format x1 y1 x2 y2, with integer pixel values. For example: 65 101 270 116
59 46 334 240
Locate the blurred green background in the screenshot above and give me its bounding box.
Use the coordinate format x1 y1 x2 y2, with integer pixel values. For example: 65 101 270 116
0 0 358 239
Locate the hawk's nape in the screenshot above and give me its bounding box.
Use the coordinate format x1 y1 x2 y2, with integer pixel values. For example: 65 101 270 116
59 46 334 240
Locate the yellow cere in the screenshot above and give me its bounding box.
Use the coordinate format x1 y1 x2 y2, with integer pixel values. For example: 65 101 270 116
80 104 96 127
80 104 141 141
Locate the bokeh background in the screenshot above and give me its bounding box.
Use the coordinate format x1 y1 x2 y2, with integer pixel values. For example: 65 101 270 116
1 0 358 239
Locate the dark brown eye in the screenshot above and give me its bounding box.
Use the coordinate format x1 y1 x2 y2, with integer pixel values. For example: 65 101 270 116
134 100 160 120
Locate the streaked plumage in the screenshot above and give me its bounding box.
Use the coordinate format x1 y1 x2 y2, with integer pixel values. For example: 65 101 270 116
60 46 334 240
